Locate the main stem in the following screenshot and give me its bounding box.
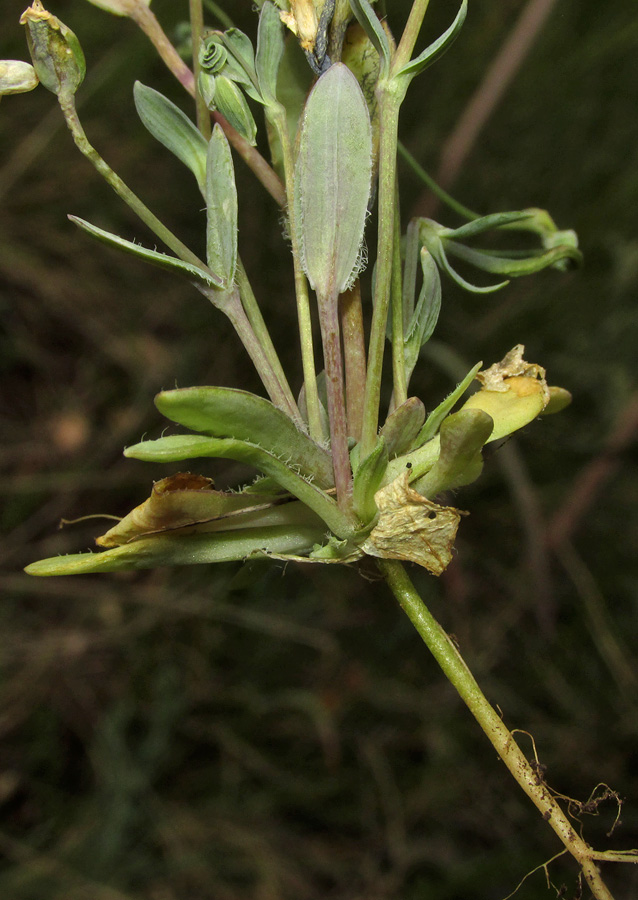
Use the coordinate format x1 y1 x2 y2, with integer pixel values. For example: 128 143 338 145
360 92 401 458
378 559 616 900
319 292 353 509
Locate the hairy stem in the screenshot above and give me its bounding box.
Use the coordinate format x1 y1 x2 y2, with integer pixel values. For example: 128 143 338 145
339 281 367 443
379 559 617 900
58 91 208 271
390 185 407 410
268 105 323 442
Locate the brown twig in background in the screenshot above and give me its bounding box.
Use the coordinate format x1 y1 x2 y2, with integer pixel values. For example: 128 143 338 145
416 0 559 218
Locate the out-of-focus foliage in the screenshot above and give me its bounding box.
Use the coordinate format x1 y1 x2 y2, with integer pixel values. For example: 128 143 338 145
1 0 637 897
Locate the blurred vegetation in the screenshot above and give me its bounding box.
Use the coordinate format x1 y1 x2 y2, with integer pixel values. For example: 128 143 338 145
1 0 637 898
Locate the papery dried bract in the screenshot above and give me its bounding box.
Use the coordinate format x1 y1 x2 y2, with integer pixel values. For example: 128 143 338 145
363 473 463 575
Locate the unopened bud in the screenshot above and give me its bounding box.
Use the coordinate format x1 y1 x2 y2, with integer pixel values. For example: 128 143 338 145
0 59 38 95
20 1 85 96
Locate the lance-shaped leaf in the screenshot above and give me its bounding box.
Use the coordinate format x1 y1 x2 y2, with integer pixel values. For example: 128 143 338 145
124 433 352 538
69 216 224 290
25 525 325 576
445 240 582 278
133 82 208 193
395 0 468 79
155 386 334 488
403 248 441 386
413 409 493 497
206 125 238 288
352 436 388 524
425 232 509 294
414 362 483 446
293 63 372 298
255 1 285 106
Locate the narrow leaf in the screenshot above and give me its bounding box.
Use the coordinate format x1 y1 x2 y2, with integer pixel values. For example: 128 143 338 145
124 434 352 538
206 124 238 287
134 82 208 192
380 397 426 457
447 209 533 241
414 361 483 446
255 1 284 105
154 386 334 488
403 247 442 384
212 74 258 144
25 525 325 576
353 437 389 524
396 0 468 79
294 63 372 297
69 216 224 290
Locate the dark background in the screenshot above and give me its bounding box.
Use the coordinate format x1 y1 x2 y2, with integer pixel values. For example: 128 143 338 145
1 1 637 897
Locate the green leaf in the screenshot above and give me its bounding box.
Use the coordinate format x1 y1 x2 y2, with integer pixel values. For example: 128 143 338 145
124 434 352 538
210 74 258 145
445 240 583 277
294 63 372 297
154 386 335 488
69 216 224 290
255 1 284 105
413 408 493 497
134 82 208 192
353 437 388 524
403 247 442 385
25 525 325 576
349 0 391 78
395 0 468 79
426 235 509 294
380 397 426 457
206 124 238 288
446 210 532 241
414 361 483 446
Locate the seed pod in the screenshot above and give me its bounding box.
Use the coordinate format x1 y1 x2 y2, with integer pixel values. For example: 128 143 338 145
0 59 38 95
20 1 85 96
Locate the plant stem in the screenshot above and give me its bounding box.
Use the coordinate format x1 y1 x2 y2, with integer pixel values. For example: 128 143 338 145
221 289 302 417
360 92 401 457
57 91 208 271
393 0 431 73
235 259 302 424
390 184 407 410
318 292 353 508
268 105 324 442
339 281 367 443
397 141 478 221
130 4 286 207
378 559 617 900
189 0 211 139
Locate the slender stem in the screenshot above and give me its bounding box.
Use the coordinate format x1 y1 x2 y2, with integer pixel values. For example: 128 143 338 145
378 559 617 900
360 91 401 457
130 5 286 207
57 92 209 271
397 141 479 221
221 289 301 416
268 105 324 442
390 183 407 410
235 258 302 424
393 0 431 73
318 292 353 508
339 281 367 443
189 0 211 139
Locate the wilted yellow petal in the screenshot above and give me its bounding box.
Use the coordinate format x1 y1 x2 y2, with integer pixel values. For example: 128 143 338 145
362 473 463 575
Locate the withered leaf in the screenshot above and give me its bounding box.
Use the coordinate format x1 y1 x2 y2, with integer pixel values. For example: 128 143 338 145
362 473 463 575
97 474 280 547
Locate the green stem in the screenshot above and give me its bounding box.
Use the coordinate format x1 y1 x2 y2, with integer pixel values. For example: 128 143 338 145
57 91 208 271
339 281 367 443
398 141 479 221
393 0 431 73
268 105 324 443
360 91 401 457
189 0 211 139
390 182 407 410
235 258 302 424
130 4 286 207
378 559 617 900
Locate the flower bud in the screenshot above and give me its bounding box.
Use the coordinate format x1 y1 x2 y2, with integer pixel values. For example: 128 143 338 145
20 1 85 96
0 59 38 95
